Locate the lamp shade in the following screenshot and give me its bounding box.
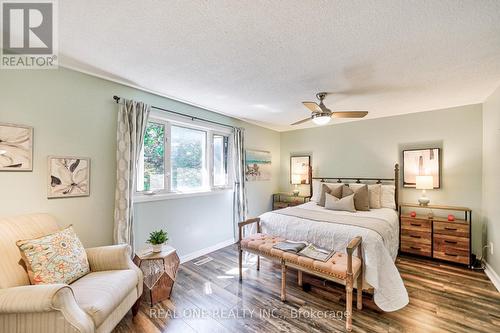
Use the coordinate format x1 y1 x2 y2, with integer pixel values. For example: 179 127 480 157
416 175 433 190
291 174 302 185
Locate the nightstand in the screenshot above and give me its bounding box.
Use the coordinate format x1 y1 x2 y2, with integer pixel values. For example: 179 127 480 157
399 203 472 266
273 193 310 210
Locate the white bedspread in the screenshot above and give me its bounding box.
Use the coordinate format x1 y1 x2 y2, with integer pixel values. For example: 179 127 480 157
258 202 409 312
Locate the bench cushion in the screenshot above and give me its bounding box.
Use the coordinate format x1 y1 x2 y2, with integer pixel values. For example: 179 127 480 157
241 234 361 280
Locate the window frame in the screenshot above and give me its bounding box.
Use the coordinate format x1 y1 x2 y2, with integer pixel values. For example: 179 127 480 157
135 110 233 202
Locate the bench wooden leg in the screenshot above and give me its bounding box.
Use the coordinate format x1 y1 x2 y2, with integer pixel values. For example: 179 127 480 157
238 247 243 281
281 261 287 302
357 272 363 310
257 255 260 271
346 276 353 331
297 270 303 287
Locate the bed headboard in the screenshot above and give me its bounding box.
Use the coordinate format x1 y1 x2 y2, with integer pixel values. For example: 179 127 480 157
311 163 400 209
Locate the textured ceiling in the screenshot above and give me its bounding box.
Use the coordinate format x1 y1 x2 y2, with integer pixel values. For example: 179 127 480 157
59 1 500 131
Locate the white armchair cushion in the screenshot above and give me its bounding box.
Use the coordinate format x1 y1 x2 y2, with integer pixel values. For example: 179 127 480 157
70 270 138 327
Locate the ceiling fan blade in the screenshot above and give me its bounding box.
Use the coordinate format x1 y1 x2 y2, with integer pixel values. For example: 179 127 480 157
302 102 322 113
331 111 368 118
291 117 312 125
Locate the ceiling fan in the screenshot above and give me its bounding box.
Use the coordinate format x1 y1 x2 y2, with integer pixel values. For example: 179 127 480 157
292 92 368 126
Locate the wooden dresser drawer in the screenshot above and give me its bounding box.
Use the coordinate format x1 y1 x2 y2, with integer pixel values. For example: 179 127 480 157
434 234 469 250
401 218 432 232
401 242 431 257
433 247 470 265
433 221 469 237
401 229 431 245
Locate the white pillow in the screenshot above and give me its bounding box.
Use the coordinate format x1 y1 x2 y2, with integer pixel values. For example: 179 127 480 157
325 193 356 212
311 179 322 203
381 185 396 209
368 184 382 209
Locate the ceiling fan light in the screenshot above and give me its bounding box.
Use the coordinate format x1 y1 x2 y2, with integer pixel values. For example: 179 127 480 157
312 115 331 125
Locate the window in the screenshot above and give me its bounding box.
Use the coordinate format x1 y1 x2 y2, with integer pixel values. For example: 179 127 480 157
136 114 232 198
137 121 166 192
171 125 207 191
213 134 229 187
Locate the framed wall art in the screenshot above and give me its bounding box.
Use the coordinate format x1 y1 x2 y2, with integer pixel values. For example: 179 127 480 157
0 123 33 171
245 149 271 181
403 148 440 188
290 155 311 184
48 156 90 198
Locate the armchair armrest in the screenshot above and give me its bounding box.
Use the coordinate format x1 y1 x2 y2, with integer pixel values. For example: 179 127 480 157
86 244 134 271
86 244 143 297
238 218 261 242
0 284 94 333
0 284 69 313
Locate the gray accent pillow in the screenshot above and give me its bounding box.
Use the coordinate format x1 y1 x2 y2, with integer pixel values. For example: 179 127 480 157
318 183 343 207
342 184 370 211
325 193 356 212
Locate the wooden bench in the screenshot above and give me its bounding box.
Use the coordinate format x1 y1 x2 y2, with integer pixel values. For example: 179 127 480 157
237 218 363 332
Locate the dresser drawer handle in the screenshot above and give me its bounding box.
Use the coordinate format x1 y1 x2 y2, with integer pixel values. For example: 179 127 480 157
410 235 421 238
410 223 422 227
410 246 421 250
444 252 458 257
444 240 458 244
444 227 457 231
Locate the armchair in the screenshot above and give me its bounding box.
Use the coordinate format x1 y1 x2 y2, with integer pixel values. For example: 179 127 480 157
0 213 143 333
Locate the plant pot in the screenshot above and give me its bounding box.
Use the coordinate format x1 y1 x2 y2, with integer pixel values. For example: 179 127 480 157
152 244 164 253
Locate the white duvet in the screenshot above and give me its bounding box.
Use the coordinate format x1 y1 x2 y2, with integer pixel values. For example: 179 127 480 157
258 202 409 312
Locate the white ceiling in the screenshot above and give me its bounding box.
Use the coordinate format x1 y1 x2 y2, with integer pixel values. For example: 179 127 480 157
60 1 500 131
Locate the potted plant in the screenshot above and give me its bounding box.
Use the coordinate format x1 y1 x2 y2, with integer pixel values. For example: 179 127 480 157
147 229 168 253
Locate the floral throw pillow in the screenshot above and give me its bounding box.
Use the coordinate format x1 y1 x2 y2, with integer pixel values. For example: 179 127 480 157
17 226 90 285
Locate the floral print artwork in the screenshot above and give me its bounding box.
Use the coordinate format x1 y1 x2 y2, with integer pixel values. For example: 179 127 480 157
48 157 90 198
16 226 90 285
0 123 33 171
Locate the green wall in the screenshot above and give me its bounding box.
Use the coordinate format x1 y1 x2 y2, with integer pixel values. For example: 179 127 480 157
0 68 280 258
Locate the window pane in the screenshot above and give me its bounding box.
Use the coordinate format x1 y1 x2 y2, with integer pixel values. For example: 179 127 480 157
213 135 229 186
171 126 207 191
137 122 165 192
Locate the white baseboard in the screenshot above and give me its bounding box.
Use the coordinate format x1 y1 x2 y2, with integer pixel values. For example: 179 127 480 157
180 238 235 263
485 261 500 292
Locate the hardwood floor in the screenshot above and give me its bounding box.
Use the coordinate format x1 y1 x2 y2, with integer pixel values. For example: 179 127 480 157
114 245 500 333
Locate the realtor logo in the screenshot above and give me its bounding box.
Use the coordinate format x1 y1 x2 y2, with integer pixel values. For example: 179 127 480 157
1 0 58 69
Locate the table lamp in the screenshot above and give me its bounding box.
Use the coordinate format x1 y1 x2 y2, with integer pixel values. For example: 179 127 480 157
416 175 433 206
291 174 302 196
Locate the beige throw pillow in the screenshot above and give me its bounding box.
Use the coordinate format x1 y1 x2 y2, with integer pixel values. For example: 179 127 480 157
342 184 370 211
368 184 382 209
17 226 90 285
325 193 356 212
381 185 396 209
318 183 343 207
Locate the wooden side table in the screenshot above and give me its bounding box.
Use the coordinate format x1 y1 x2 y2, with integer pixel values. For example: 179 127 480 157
273 193 310 210
133 245 180 306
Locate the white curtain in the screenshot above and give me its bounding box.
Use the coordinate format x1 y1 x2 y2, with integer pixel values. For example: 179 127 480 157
233 127 248 238
113 98 150 253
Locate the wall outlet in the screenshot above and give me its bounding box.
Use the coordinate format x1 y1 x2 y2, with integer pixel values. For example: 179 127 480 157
490 242 494 255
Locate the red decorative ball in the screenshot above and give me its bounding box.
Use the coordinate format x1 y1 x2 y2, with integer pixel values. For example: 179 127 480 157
448 214 455 221
410 211 416 218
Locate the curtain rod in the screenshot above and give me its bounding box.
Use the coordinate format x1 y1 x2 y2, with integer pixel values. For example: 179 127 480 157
113 95 237 130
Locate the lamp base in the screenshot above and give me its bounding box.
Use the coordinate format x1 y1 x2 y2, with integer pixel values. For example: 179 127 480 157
418 197 430 206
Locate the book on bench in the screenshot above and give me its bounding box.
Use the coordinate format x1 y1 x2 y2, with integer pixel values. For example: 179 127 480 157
273 241 335 262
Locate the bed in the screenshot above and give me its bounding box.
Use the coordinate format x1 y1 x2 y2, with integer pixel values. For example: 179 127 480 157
256 164 409 312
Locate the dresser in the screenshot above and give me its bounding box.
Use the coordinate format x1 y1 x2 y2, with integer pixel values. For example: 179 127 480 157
273 193 310 210
399 203 472 266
